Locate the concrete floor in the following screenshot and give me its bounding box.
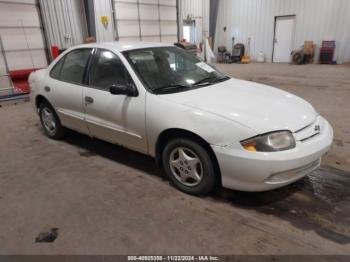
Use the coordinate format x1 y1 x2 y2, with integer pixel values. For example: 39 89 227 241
0 63 350 255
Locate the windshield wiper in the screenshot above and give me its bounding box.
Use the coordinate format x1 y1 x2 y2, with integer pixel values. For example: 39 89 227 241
193 76 230 87
152 76 230 93
152 84 191 93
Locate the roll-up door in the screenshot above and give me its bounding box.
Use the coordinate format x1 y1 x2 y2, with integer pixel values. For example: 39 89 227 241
0 0 48 96
112 0 178 44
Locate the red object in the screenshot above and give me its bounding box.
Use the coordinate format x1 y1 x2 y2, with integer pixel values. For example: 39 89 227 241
319 48 334 64
9 68 39 94
9 69 38 80
12 80 30 94
320 41 335 64
51 45 59 59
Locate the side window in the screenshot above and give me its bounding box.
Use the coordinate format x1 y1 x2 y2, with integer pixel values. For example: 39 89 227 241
128 50 172 89
90 50 132 91
50 57 65 79
50 48 92 84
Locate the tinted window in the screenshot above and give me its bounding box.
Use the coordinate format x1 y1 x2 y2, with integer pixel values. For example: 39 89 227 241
124 47 228 93
51 48 92 84
50 58 64 79
89 50 132 91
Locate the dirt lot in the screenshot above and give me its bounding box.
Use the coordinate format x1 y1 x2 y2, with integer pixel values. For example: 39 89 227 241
0 63 349 255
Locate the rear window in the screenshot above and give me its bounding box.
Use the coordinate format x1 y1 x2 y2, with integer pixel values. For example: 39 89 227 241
50 48 92 84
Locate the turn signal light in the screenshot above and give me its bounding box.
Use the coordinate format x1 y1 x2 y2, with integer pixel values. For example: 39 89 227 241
242 141 257 152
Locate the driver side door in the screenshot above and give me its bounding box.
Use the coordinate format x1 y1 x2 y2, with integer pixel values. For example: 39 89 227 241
83 49 147 153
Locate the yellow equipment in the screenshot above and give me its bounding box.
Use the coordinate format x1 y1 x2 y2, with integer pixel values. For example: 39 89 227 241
241 38 251 64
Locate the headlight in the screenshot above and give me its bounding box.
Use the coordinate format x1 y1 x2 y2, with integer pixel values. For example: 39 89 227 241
241 131 296 152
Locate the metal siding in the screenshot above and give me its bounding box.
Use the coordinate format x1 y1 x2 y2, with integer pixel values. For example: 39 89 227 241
111 0 177 43
178 0 210 44
0 0 48 95
93 0 208 44
39 0 88 50
215 0 350 63
94 0 115 42
0 1 48 71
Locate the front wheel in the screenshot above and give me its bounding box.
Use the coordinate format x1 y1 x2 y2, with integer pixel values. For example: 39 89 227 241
162 138 217 196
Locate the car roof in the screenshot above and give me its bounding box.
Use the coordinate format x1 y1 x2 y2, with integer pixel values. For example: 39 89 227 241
72 41 173 52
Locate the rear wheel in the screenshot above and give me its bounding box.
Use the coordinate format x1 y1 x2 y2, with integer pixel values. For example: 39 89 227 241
162 138 217 196
39 102 66 140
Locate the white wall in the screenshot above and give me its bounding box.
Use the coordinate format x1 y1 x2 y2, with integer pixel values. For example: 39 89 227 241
179 0 210 45
95 0 179 43
112 0 178 44
215 0 350 64
39 0 88 52
94 0 210 45
0 0 48 72
94 0 115 42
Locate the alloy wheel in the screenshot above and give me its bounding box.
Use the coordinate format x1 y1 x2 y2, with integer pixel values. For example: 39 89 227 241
41 107 56 135
169 147 203 187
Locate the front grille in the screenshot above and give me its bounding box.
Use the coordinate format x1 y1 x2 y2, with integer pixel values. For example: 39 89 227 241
294 117 322 142
294 122 313 133
299 132 320 142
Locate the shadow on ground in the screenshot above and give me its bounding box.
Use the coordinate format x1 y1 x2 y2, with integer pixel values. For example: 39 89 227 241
212 168 350 245
64 130 350 245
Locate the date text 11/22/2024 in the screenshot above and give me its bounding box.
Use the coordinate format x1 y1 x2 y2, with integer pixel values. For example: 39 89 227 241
127 256 219 261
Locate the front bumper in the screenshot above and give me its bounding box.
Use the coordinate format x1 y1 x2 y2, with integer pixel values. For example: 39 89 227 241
212 116 333 192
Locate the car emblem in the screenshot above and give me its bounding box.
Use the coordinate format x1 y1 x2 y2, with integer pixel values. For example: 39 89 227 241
315 125 321 132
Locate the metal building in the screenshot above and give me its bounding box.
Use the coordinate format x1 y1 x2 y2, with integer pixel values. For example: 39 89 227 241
178 0 210 45
215 0 350 63
0 0 48 96
94 0 178 44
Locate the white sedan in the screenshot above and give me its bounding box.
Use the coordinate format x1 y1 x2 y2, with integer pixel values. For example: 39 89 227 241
29 42 333 195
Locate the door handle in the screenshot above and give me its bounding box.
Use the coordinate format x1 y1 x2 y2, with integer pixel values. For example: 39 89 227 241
44 86 51 92
85 96 94 104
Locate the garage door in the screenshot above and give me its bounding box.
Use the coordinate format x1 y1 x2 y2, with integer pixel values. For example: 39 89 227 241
0 0 48 96
113 0 178 44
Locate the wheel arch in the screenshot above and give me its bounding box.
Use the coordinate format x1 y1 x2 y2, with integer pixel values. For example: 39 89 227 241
35 95 61 122
155 128 222 185
35 95 51 110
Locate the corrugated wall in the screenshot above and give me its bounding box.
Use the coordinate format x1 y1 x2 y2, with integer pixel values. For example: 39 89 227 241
94 0 115 42
215 0 350 63
0 0 47 72
93 0 210 44
0 0 48 95
179 0 210 45
39 0 88 53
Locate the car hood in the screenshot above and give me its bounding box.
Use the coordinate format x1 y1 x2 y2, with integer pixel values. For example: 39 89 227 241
162 78 317 134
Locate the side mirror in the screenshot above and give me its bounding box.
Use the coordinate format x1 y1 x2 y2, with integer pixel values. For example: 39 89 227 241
109 83 138 97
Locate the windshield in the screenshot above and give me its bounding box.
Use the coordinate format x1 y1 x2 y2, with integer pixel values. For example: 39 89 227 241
123 46 229 94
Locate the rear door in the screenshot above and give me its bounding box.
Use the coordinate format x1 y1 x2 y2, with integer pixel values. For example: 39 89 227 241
46 48 93 134
83 49 147 153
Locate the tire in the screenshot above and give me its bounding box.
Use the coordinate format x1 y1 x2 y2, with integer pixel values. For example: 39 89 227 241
162 138 217 196
39 101 66 140
292 52 303 65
